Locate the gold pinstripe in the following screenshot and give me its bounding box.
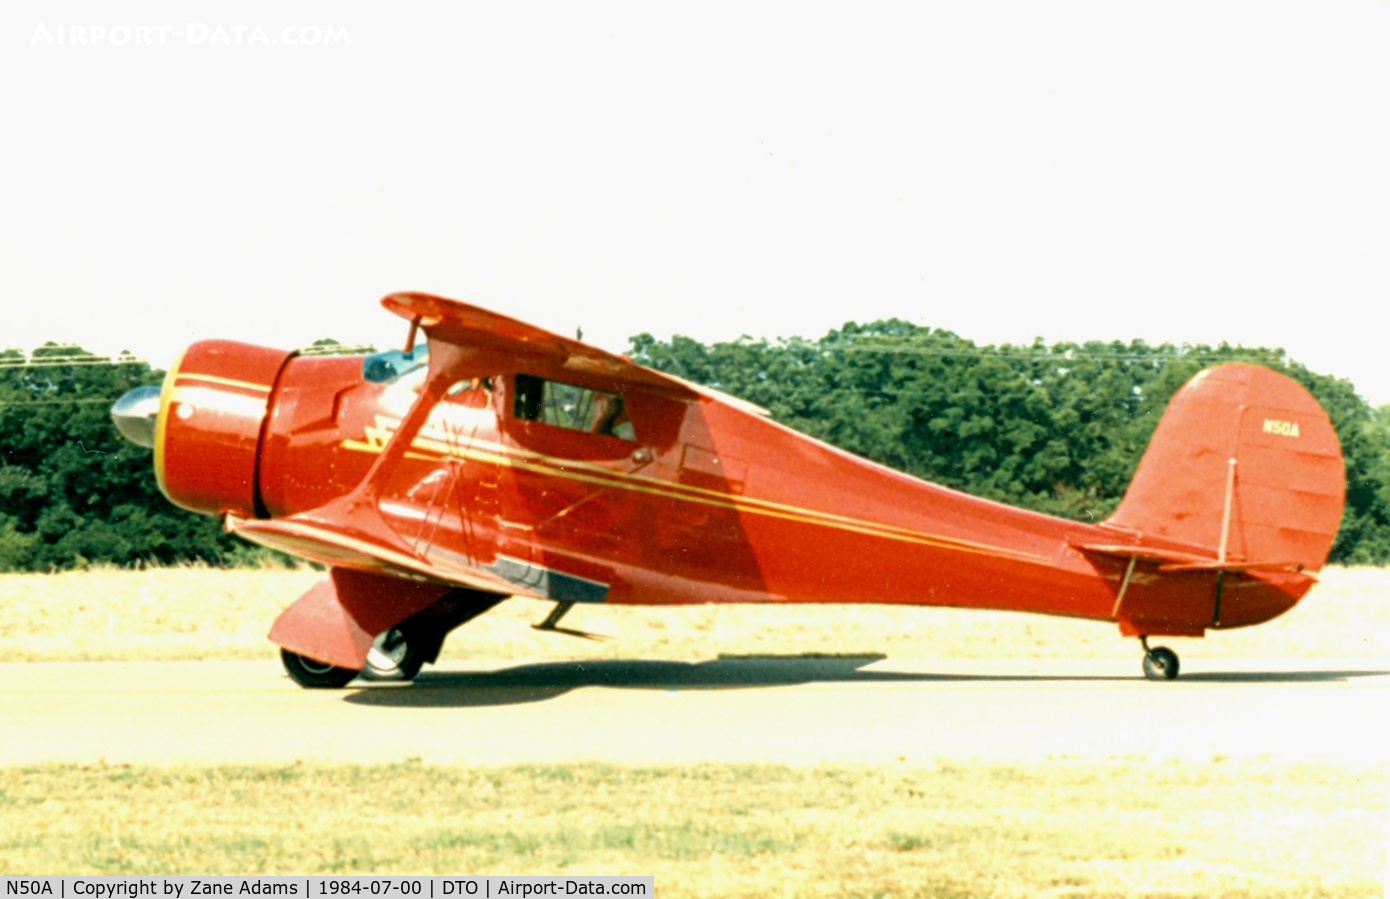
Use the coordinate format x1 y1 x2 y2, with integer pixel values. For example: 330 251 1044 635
166 385 272 419
339 419 1049 565
173 373 273 394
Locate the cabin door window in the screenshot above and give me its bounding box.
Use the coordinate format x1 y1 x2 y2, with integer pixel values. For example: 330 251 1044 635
512 374 635 441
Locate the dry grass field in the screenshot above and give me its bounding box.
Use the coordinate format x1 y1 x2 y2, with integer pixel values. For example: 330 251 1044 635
1 760 1384 897
1 564 1386 663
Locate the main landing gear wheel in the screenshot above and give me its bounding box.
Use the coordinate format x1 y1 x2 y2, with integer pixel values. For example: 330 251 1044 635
280 649 358 689
1140 639 1180 681
360 627 425 682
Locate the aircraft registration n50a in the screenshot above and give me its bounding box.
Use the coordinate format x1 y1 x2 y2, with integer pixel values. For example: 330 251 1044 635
111 292 1345 685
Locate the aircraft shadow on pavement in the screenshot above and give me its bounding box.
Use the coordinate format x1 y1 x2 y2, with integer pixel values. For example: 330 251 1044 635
340 654 1388 709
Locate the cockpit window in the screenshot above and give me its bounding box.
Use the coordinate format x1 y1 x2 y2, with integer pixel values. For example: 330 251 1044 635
513 374 634 441
362 346 429 383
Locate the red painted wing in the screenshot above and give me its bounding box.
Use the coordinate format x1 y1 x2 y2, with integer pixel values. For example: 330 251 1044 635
381 291 699 399
229 507 530 599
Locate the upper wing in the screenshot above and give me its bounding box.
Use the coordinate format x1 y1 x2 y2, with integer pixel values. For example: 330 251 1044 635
382 291 701 400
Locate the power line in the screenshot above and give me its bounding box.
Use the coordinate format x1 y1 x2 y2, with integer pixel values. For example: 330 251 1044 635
826 339 1290 362
0 397 126 408
0 355 150 369
298 343 377 357
2 340 376 367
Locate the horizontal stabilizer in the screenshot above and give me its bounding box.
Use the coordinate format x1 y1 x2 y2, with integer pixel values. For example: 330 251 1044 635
1075 542 1307 573
1074 543 1206 565
1154 559 1305 574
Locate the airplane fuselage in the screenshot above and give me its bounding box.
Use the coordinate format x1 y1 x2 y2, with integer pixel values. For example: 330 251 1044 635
152 338 1317 640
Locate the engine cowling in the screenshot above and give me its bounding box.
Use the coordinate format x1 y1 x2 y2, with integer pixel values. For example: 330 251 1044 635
114 341 387 520
150 340 294 517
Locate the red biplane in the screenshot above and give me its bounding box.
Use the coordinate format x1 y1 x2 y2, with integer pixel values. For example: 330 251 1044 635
110 292 1345 685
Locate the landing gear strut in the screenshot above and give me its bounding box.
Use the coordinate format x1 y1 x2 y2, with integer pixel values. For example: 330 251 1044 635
1140 636 1179 681
278 589 506 688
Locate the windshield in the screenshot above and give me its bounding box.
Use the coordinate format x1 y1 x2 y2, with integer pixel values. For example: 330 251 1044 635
362 345 429 383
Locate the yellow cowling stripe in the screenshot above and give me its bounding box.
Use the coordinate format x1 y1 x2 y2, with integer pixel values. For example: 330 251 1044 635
151 347 188 501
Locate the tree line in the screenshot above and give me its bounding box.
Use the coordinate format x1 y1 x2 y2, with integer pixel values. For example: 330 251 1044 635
2 326 1388 571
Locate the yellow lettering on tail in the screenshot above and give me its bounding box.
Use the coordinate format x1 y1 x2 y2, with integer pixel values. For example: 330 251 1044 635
1262 419 1300 438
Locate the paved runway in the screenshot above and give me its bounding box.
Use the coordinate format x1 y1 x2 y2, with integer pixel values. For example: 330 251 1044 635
1 657 1387 766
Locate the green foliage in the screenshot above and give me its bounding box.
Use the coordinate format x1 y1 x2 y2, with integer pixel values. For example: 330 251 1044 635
631 326 1390 564
0 347 243 571
1337 403 1390 563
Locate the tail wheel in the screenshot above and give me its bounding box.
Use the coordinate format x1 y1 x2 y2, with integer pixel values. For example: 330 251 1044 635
281 649 358 688
360 627 425 682
1142 646 1180 681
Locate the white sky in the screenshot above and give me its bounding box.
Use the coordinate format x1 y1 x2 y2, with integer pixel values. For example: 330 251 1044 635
5 2 1390 404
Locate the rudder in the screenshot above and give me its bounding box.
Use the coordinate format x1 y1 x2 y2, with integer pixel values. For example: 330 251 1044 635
1105 364 1344 570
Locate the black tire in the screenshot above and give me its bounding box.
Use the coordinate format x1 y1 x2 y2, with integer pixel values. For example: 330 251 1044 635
281 649 358 688
1142 647 1180 681
359 627 425 682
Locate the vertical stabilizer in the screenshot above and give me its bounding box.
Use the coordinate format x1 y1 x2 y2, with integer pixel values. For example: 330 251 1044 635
1105 364 1344 570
